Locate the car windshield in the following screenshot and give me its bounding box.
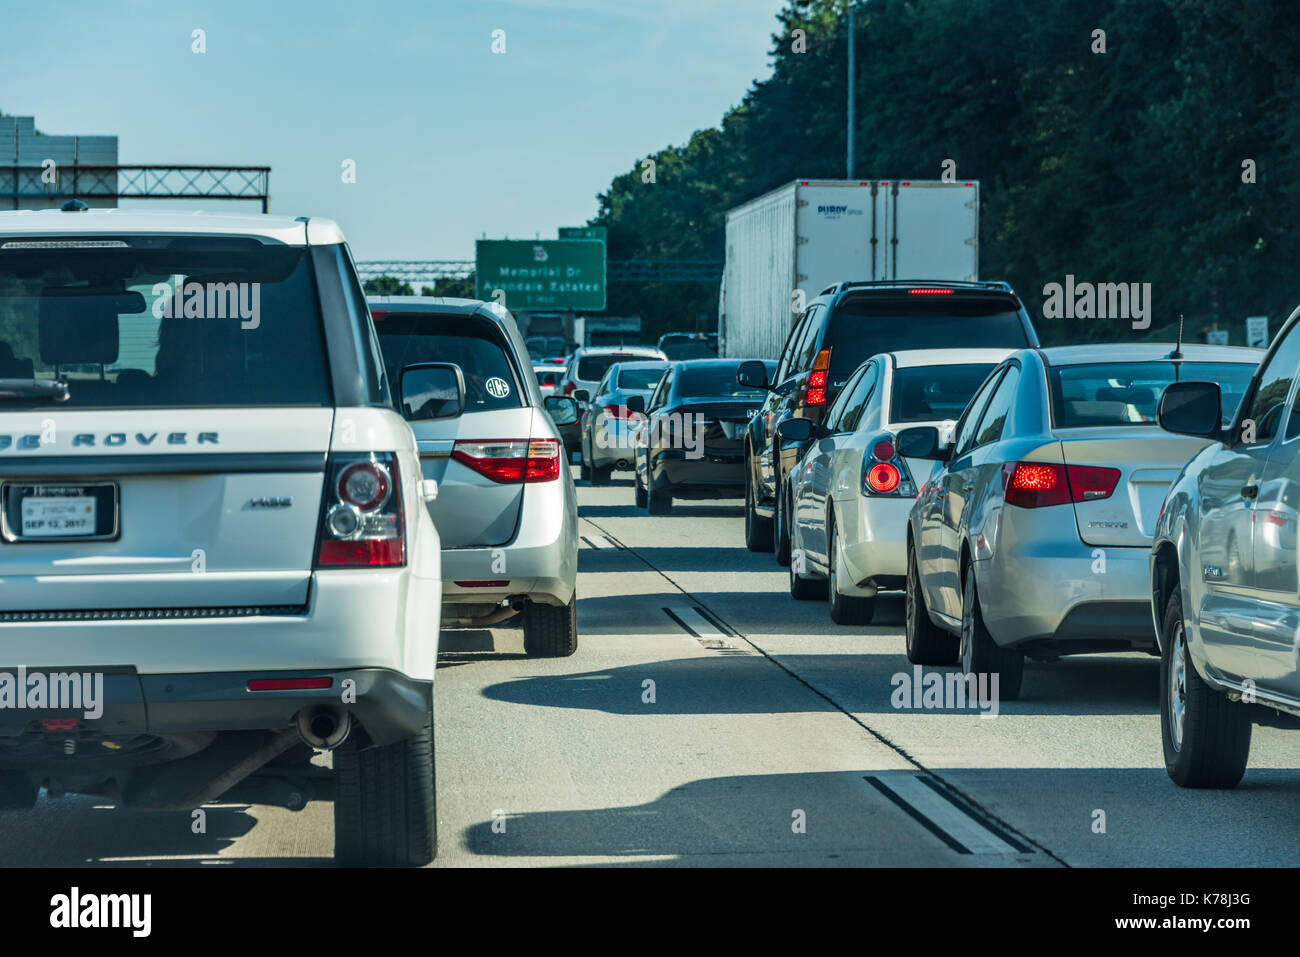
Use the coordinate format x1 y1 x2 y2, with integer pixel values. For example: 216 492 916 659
661 340 715 360
889 363 996 423
617 366 666 390
375 314 523 412
675 363 768 398
0 237 331 408
1048 360 1255 427
825 296 1030 383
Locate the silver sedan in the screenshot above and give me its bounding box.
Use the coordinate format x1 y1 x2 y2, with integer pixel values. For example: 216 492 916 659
899 343 1262 699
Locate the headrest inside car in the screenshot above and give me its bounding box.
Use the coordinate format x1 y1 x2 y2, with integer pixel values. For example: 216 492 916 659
38 292 121 365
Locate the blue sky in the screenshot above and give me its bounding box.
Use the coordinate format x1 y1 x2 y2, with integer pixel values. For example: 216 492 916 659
0 0 788 259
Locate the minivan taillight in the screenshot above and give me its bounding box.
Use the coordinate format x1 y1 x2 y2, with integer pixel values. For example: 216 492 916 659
316 453 405 567
452 439 562 484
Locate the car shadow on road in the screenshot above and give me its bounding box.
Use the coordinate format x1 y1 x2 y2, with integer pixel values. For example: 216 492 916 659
0 799 332 867
451 765 1300 866
438 628 529 667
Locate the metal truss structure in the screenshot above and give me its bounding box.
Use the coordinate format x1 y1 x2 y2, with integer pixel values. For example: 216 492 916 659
2 166 272 212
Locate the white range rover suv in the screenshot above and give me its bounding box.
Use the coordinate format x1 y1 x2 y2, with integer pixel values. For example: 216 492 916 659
0 205 447 866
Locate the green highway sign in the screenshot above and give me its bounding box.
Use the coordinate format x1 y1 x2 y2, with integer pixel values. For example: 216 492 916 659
558 226 607 241
475 239 606 311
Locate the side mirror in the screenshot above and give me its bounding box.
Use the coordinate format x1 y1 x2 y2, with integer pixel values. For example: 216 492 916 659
544 395 579 426
776 417 814 443
573 389 590 403
400 362 465 421
1158 381 1222 439
736 359 770 391
895 425 944 460
625 394 646 415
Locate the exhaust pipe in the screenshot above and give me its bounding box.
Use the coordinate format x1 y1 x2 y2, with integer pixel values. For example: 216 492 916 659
295 706 351 750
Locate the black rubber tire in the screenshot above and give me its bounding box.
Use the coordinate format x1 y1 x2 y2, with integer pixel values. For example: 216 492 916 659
905 541 957 664
789 537 828 600
578 444 591 483
634 474 647 508
960 563 1023 699
773 479 791 567
1161 589 1251 788
522 597 578 657
334 706 436 867
744 461 774 553
828 519 875 625
646 475 672 515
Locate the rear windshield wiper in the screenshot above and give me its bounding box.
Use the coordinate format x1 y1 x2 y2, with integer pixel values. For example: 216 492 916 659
0 379 70 402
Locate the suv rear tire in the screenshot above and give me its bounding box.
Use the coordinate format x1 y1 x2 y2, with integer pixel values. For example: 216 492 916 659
905 542 957 663
523 597 579 657
1161 589 1251 788
744 462 774 553
773 480 792 566
960 563 1023 699
334 708 437 867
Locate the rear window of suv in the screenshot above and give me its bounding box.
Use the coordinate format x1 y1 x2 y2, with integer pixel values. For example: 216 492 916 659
0 236 331 408
578 353 648 381
374 313 523 412
823 295 1031 383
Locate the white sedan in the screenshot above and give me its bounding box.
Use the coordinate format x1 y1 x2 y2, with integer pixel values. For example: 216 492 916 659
778 348 1014 624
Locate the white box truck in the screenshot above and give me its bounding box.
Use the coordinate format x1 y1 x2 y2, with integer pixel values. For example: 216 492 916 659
719 179 979 358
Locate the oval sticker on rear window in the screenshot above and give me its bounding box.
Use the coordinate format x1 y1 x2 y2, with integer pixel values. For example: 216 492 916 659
485 377 511 399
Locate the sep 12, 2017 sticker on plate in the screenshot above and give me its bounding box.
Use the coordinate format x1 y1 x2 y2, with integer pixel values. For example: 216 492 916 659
485 377 511 399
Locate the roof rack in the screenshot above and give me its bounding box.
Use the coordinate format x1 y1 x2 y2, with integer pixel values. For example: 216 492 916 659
830 279 1012 295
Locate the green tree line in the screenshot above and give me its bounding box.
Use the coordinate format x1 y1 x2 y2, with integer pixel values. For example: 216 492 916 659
589 0 1300 348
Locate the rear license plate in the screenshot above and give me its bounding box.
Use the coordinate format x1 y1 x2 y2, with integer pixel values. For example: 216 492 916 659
1 483 119 542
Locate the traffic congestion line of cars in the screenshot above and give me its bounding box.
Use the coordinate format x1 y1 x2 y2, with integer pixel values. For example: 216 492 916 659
700 271 1300 790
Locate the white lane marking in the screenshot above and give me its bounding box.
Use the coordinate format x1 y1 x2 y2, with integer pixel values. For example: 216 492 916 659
864 774 1031 855
664 605 727 640
582 533 615 549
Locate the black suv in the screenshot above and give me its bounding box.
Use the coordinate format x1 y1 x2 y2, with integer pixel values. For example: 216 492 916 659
736 280 1040 562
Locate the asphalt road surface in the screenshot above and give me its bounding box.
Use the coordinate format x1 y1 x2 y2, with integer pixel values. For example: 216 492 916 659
6 468 1300 866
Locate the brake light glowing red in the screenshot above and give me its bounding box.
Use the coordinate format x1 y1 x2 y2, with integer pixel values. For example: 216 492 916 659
908 288 953 295
1002 462 1121 508
866 462 901 493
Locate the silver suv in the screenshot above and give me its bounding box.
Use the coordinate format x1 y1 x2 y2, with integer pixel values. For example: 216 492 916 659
0 207 444 865
1152 306 1300 787
369 297 580 656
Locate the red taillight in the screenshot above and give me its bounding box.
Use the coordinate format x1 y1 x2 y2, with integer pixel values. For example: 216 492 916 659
1066 465 1121 502
908 288 953 295
248 677 333 691
1002 462 1120 508
452 439 561 484
805 349 831 406
316 453 405 568
563 381 576 395
338 462 390 510
866 462 901 493
369 309 389 323
871 439 895 461
604 403 631 420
